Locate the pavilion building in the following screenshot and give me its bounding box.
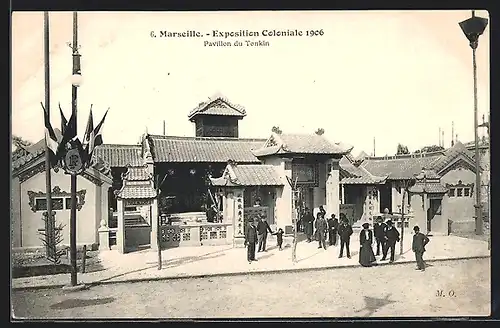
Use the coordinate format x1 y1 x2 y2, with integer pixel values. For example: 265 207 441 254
11 94 484 253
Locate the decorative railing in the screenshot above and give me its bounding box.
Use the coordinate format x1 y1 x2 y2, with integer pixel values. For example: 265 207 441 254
159 222 233 248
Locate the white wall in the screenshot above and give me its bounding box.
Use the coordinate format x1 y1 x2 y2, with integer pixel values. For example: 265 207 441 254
14 166 110 248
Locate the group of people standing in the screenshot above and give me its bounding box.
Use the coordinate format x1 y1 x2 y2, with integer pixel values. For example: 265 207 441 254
359 216 430 271
301 206 354 259
245 206 430 271
359 216 401 267
244 215 284 264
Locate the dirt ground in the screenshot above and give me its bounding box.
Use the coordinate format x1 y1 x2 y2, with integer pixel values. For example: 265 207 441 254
11 258 490 319
12 250 104 276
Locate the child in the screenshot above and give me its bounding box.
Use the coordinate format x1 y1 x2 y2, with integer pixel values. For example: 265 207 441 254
272 228 284 250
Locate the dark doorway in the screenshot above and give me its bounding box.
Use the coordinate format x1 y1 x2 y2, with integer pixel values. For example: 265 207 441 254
299 186 314 212
427 197 443 233
379 184 392 214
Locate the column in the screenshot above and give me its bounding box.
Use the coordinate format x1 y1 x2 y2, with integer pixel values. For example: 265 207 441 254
225 191 235 225
116 198 125 253
390 182 396 213
150 198 159 251
326 159 340 217
341 184 345 204
280 158 293 231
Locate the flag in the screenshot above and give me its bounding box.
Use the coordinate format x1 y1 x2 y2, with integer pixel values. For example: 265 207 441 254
83 107 94 156
56 109 77 159
92 108 109 150
41 102 59 166
58 103 68 136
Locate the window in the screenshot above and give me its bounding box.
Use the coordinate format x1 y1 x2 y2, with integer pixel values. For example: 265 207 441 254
464 188 470 197
53 198 64 210
65 198 72 209
35 199 47 211
457 188 463 197
449 188 455 197
35 197 66 211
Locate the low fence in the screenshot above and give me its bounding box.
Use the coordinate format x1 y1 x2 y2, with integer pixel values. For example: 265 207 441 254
159 222 233 248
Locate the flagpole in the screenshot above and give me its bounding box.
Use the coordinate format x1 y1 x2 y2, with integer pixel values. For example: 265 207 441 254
69 11 79 287
43 11 54 258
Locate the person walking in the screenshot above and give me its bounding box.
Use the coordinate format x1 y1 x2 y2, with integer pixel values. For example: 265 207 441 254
373 216 387 256
327 214 339 246
257 215 273 252
338 216 353 258
412 225 430 271
244 218 259 263
381 220 400 263
359 223 376 267
315 212 328 250
303 208 315 242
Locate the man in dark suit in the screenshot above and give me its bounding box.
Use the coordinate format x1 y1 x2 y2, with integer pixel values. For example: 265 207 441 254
257 215 273 252
381 220 400 263
302 208 315 242
327 214 339 246
315 213 328 250
338 217 353 258
244 218 259 263
412 225 430 271
373 216 387 256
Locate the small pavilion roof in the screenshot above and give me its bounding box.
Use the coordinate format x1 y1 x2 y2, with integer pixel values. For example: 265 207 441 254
210 162 283 187
116 165 157 199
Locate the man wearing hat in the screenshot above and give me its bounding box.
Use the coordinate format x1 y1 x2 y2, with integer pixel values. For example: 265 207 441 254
337 215 353 258
327 214 339 246
244 217 259 264
302 208 315 242
381 219 400 263
373 216 387 256
257 214 273 252
412 225 430 271
315 212 328 250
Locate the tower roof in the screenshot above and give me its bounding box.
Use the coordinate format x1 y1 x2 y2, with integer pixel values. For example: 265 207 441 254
188 93 246 122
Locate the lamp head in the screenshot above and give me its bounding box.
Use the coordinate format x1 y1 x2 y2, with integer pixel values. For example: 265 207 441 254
71 51 82 87
459 14 489 49
71 73 83 87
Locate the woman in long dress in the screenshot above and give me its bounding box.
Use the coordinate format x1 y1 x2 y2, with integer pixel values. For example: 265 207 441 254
359 223 376 267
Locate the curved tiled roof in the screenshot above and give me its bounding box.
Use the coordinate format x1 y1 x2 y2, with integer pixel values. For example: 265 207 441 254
409 182 448 194
148 135 265 163
429 141 474 173
210 164 283 187
93 144 143 167
122 165 153 181
12 129 62 171
252 133 349 157
361 153 442 180
188 93 246 121
116 165 156 199
339 156 386 185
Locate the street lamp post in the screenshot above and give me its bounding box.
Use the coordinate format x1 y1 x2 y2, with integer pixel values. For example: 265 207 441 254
69 11 82 286
458 10 488 235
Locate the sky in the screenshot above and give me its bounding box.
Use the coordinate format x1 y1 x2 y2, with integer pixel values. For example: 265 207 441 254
12 10 490 157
